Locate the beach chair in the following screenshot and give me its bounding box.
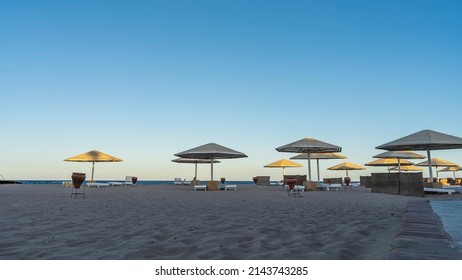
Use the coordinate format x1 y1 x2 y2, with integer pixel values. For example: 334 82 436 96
317 183 342 191
174 178 183 185
194 185 207 191
124 176 134 186
285 185 303 197
183 179 191 185
86 182 109 188
225 184 237 191
424 187 455 195
62 181 73 187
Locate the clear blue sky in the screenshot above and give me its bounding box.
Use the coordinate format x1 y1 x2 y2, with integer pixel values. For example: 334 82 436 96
1 0 461 181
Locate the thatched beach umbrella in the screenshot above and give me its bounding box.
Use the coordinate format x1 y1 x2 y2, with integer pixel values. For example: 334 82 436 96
171 158 221 179
64 150 123 181
327 162 365 177
376 129 462 181
365 158 415 173
174 143 247 181
264 159 303 181
416 158 458 178
276 137 342 181
435 166 461 178
390 165 423 172
372 151 425 173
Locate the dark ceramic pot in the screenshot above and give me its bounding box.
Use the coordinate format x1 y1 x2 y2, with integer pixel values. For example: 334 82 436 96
71 173 86 189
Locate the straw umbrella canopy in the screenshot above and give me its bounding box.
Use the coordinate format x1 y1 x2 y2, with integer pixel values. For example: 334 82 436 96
390 165 423 172
64 150 123 181
264 159 303 181
327 162 365 177
437 166 462 178
276 137 342 181
290 152 347 182
174 143 247 181
365 158 415 172
416 158 459 178
171 158 221 180
376 129 462 181
372 151 426 172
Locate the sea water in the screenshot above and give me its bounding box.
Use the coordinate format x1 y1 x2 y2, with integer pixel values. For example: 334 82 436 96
18 180 257 185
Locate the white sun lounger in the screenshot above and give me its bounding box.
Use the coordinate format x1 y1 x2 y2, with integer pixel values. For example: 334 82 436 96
86 182 109 188
317 183 342 191
284 185 304 197
424 187 455 195
225 184 237 191
443 186 462 193
194 185 207 191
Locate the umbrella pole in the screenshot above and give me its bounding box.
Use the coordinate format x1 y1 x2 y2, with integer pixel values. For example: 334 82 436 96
91 162 95 182
307 153 312 181
317 159 320 183
211 159 214 181
398 158 401 173
282 167 285 182
427 149 433 181
195 163 198 179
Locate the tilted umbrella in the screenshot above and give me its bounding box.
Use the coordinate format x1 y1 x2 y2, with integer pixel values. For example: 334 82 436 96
373 151 426 173
290 152 347 182
327 162 365 177
172 158 220 180
64 150 123 181
264 159 303 182
174 143 247 181
376 129 462 181
416 158 459 178
365 158 415 173
276 137 342 181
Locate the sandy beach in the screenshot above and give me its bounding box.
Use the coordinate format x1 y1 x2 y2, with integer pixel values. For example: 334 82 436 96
0 183 455 260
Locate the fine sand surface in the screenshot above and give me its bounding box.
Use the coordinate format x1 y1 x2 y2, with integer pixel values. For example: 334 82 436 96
0 184 426 260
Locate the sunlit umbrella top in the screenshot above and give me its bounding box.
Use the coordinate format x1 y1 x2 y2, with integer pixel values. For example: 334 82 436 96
276 137 341 153
365 158 415 166
390 165 423 171
416 158 459 167
175 143 247 159
264 159 303 168
438 166 461 172
64 150 122 162
328 162 365 171
290 152 347 160
373 151 425 159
